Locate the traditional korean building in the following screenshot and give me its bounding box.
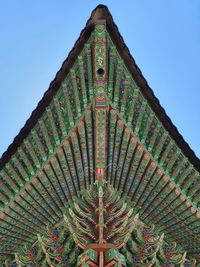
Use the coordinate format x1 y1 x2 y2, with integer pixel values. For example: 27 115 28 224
0 5 200 267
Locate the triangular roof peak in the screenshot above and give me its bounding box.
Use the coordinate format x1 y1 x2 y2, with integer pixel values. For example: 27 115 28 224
0 5 199 171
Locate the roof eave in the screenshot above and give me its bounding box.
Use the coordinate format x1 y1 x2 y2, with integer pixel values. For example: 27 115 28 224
0 4 199 172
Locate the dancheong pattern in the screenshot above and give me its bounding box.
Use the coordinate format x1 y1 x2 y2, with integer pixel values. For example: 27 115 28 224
3 180 197 266
0 5 199 266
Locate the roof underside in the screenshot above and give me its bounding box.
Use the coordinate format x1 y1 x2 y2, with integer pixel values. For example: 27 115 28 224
3 182 197 266
0 4 199 264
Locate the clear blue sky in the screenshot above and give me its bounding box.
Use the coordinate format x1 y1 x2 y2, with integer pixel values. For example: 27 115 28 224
0 0 200 160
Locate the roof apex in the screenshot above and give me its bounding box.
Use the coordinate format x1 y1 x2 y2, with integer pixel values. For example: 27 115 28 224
90 4 110 21
86 4 113 26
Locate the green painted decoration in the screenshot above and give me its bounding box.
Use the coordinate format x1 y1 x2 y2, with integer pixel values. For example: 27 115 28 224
0 4 199 266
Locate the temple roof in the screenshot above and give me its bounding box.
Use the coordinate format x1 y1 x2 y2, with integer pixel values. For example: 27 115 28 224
0 4 199 265
0 4 199 171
